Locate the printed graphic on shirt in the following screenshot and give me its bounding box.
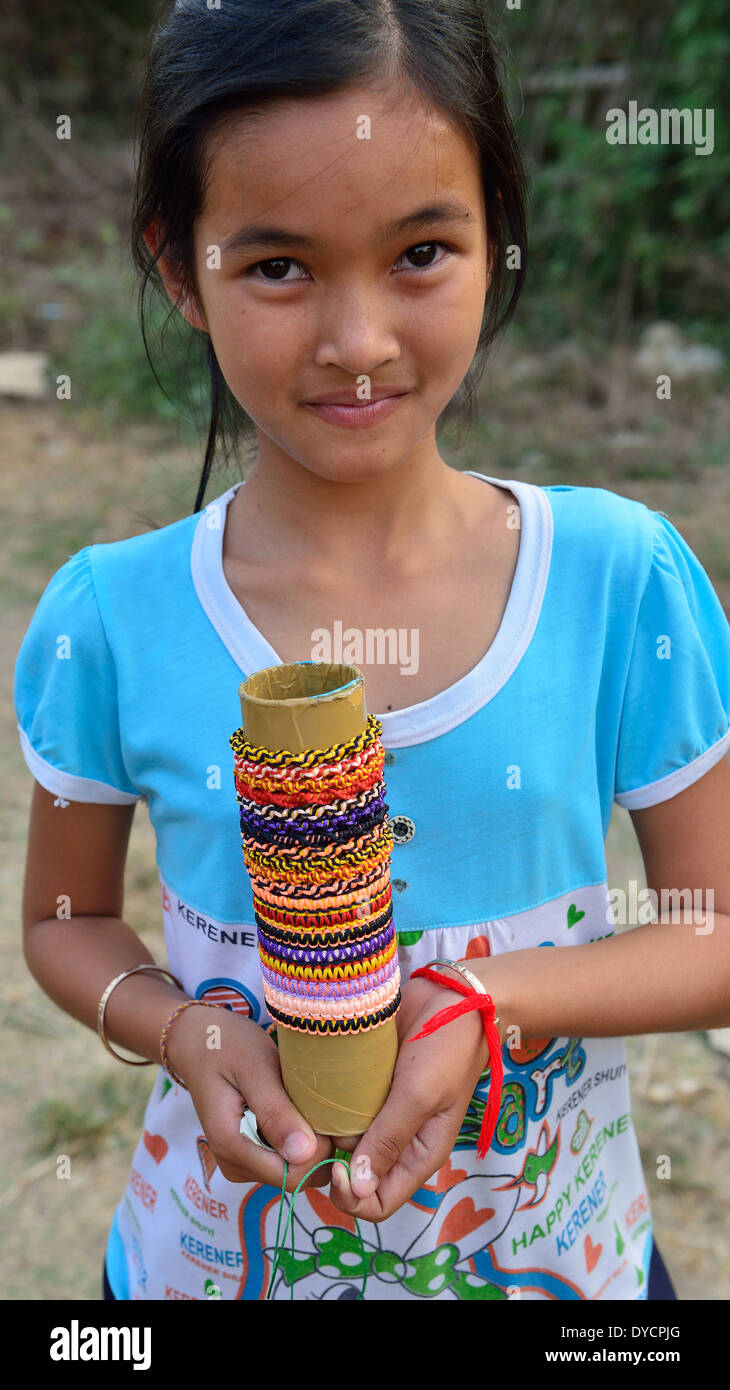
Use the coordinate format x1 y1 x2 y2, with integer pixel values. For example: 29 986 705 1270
111 882 653 1300
197 1137 217 1191
196 977 260 1020
233 1052 650 1301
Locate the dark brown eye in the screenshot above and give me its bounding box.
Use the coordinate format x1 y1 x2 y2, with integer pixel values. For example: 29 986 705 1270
254 258 298 280
399 241 451 272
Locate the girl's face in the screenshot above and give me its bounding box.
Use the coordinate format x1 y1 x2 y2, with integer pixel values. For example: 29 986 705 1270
175 82 490 483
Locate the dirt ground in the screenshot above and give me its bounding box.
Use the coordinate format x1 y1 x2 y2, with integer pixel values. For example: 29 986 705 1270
1 346 729 1300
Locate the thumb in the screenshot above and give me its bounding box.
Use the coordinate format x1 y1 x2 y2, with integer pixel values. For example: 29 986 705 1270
346 1077 426 1198
241 1046 320 1166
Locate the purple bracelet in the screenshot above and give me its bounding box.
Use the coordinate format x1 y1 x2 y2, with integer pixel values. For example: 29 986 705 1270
238 797 387 844
261 954 399 999
257 921 394 967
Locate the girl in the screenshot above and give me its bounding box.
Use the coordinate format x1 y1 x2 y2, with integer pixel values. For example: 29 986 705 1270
15 0 730 1302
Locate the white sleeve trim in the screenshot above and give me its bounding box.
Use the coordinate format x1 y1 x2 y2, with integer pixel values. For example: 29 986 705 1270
17 725 144 805
615 724 730 809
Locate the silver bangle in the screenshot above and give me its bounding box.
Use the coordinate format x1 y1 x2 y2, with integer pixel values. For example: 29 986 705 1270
423 957 500 1028
97 963 184 1065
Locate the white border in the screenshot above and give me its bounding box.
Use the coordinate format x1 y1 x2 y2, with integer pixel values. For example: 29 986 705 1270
17 725 143 804
191 472 553 748
615 725 730 809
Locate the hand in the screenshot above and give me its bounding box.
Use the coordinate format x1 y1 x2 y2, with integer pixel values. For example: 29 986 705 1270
166 1004 334 1192
328 973 503 1221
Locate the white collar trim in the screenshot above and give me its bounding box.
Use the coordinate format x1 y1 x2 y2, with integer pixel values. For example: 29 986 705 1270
191 471 552 747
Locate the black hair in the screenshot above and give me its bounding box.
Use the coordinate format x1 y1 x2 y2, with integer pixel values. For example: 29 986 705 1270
131 0 528 516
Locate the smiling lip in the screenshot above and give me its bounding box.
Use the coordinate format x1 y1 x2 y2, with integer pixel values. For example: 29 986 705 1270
303 392 410 429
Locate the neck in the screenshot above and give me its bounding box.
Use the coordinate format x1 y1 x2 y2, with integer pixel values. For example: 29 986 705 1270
227 434 467 580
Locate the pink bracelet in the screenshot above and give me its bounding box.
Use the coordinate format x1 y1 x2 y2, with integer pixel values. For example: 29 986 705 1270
159 1000 229 1090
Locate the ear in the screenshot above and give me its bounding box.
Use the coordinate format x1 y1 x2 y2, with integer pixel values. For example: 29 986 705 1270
142 219 209 333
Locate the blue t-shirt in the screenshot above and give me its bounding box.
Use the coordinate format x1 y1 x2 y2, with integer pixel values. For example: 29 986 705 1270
14 472 730 1300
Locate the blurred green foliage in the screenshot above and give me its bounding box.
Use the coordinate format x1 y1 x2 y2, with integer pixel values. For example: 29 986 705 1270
64 267 209 436
502 0 730 343
0 0 727 431
1 0 152 132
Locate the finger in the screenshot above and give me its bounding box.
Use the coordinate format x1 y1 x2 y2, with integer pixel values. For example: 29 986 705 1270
233 1048 322 1168
215 1087 334 1190
330 1108 458 1221
201 1047 329 1188
279 1139 336 1193
300 1158 336 1190
327 1074 433 1210
330 1133 362 1153
236 1110 334 1192
216 1125 334 1191
346 1074 432 1196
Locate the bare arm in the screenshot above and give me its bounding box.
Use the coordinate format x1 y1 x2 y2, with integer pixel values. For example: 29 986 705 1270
21 782 197 1069
20 781 335 1187
462 756 730 1039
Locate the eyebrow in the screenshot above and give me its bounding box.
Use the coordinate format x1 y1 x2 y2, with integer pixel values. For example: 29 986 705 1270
219 199 475 256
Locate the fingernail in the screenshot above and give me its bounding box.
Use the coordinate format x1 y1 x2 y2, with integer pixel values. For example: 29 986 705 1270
331 1162 346 1189
352 1154 378 1195
283 1131 311 1163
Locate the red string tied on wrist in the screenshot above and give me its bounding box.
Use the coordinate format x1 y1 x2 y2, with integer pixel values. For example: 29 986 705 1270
407 965 503 1160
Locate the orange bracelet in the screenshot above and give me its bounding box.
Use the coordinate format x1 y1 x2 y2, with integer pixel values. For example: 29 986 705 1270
159 999 229 1090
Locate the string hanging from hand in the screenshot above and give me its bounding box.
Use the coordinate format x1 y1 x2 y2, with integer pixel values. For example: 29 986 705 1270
267 1151 368 1300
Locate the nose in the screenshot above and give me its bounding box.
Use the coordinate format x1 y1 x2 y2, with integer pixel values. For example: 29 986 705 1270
312 281 402 376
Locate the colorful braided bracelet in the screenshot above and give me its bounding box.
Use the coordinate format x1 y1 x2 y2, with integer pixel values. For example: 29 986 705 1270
230 715 400 1036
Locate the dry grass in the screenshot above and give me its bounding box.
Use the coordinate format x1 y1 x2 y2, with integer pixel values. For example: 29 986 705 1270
1 352 728 1298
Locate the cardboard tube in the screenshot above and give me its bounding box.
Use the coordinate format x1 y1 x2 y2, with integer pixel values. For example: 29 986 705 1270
238 662 398 1135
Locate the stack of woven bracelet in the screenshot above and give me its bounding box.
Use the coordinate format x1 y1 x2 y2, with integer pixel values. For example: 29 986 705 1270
229 713 400 1035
